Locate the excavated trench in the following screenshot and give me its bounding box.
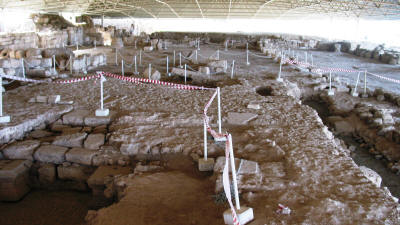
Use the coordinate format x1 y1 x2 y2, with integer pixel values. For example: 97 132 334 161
303 98 400 199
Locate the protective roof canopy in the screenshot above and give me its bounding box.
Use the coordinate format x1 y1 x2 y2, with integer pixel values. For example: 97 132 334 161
1 0 400 19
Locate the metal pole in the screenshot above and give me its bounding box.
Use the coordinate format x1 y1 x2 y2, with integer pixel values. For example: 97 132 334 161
225 40 228 51
195 50 198 62
179 52 182 68
121 59 124 76
166 56 169 76
305 52 308 64
204 120 207 160
21 58 25 78
0 77 3 116
115 49 118 66
217 49 219 60
75 34 78 51
364 70 367 95
94 40 96 49
353 71 361 96
231 60 235 79
184 64 187 84
173 50 176 66
100 74 104 110
139 50 142 65
228 134 240 210
246 49 249 65
134 55 138 74
217 87 222 134
149 64 151 80
69 55 73 75
197 39 200 50
53 55 56 72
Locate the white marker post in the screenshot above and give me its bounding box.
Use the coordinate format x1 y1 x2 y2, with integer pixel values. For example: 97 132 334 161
173 50 176 66
0 77 11 123
69 55 73 75
94 40 97 49
75 35 78 51
223 134 254 225
115 49 118 66
217 49 220 60
184 64 187 84
277 54 283 82
352 71 361 97
139 50 142 66
21 58 25 78
231 60 235 79
179 52 182 68
305 52 308 64
53 55 56 73
328 72 334 96
166 56 170 76
121 59 124 76
197 39 200 50
95 72 109 117
363 70 367 97
198 119 214 171
148 64 151 80
217 87 223 134
134 55 138 75
134 40 137 49
246 43 250 66
195 50 198 62
311 54 314 66
225 41 228 51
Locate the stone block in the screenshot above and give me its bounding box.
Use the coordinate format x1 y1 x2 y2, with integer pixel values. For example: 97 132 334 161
52 132 88 148
0 159 32 201
34 145 69 164
143 68 161 80
65 148 97 165
227 112 258 125
84 115 112 127
84 134 105 150
38 163 56 184
26 48 42 58
63 109 90 126
198 158 215 171
41 58 53 68
57 164 92 181
2 140 40 160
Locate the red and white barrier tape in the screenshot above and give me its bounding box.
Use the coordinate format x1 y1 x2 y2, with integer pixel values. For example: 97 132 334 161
53 74 101 84
102 71 214 91
203 89 240 225
367 72 400 84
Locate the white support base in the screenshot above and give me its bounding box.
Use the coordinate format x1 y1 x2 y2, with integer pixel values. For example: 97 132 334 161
352 92 359 97
198 158 215 171
328 90 335 96
95 109 109 117
167 73 171 77
223 207 254 225
214 136 227 142
0 115 11 123
246 62 250 66
276 78 283 82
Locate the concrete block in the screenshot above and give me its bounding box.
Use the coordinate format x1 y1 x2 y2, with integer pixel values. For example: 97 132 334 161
84 134 105 150
0 116 11 123
223 207 254 225
38 163 56 184
34 145 69 164
0 159 32 201
95 109 109 117
198 158 215 171
65 148 97 165
57 164 92 181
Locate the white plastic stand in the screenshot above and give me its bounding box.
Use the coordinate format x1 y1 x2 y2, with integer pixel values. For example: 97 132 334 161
0 77 10 123
173 50 176 67
305 52 308 64
166 56 170 76
225 41 228 51
197 39 200 50
69 55 73 75
195 50 198 62
214 87 226 142
328 72 334 96
95 73 109 117
139 50 142 65
362 70 367 97
223 134 254 225
217 49 220 60
53 55 56 73
246 50 250 66
352 71 361 97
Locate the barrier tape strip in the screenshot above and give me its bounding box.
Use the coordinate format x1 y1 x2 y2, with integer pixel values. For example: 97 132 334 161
203 90 239 225
102 71 214 90
367 72 400 84
53 74 101 84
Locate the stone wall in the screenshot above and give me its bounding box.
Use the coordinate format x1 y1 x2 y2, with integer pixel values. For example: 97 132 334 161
0 32 38 50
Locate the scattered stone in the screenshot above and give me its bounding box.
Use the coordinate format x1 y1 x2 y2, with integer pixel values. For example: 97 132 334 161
92 125 107 134
57 163 93 181
0 159 32 201
34 145 69 164
36 96 48 103
30 130 53 139
134 162 162 173
65 148 98 165
61 127 82 134
247 103 261 110
52 132 88 148
227 112 258 125
63 109 90 126
2 140 40 160
143 68 161 80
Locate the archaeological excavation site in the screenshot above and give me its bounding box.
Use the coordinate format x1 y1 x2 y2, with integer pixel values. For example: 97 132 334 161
1 1 400 225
